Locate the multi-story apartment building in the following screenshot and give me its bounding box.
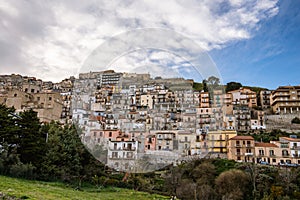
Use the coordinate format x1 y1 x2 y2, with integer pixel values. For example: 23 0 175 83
197 107 215 130
0 89 63 123
250 110 266 130
107 140 138 172
33 92 64 122
270 86 300 114
275 137 300 164
199 92 210 108
227 136 255 162
155 131 176 151
228 136 300 166
223 115 236 130
228 87 257 108
260 90 272 109
233 105 251 132
254 142 279 164
101 71 122 86
206 130 237 153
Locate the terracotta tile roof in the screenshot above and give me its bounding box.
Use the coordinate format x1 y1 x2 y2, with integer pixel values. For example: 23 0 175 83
255 142 278 148
280 137 300 142
230 136 254 140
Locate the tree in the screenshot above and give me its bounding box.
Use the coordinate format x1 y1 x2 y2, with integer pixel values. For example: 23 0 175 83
202 79 208 92
207 76 220 87
205 76 222 100
226 81 242 92
215 169 250 200
0 105 19 153
16 109 46 166
39 123 104 184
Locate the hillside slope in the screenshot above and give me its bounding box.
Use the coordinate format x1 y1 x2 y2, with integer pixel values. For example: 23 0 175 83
0 176 167 200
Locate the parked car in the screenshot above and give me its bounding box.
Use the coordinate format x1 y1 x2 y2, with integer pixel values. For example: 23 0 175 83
285 163 299 167
259 161 269 165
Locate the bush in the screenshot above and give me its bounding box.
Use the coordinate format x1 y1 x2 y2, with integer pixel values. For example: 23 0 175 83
9 163 36 179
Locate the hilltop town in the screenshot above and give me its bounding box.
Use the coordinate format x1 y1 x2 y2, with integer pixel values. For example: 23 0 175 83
1 71 300 172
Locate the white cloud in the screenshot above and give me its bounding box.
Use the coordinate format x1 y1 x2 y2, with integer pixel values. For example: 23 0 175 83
0 0 279 82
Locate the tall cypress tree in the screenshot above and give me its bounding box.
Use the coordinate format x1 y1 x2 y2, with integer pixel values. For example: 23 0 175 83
17 109 46 166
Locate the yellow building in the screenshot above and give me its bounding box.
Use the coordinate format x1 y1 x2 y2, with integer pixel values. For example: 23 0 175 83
206 130 237 153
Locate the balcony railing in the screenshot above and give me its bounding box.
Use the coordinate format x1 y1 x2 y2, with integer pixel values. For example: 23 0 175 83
291 146 300 150
245 153 253 156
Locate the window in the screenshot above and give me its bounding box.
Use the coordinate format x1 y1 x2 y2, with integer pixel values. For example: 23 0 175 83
37 97 40 101
259 149 264 156
109 132 112 137
236 141 240 146
112 152 118 158
247 141 251 147
282 150 289 156
269 150 274 156
49 97 52 101
14 93 17 97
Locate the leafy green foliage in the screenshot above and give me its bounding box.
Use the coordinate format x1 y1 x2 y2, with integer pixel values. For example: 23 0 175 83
192 82 203 91
245 130 299 143
0 104 104 186
226 81 242 92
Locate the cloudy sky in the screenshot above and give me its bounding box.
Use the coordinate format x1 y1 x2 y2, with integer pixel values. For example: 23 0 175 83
0 0 299 89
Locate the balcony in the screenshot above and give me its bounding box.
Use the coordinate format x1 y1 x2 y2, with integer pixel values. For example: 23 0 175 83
245 153 253 156
123 147 136 151
282 154 290 158
179 140 190 143
291 146 300 150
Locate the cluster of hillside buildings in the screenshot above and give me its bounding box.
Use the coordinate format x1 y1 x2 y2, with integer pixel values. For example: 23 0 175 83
1 72 300 171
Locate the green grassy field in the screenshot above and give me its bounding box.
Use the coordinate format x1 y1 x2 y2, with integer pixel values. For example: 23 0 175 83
0 176 168 200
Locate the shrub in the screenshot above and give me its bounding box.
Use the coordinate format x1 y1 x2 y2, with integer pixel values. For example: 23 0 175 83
9 163 36 179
